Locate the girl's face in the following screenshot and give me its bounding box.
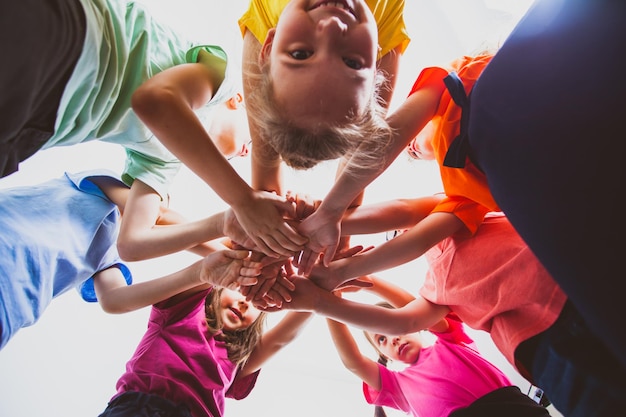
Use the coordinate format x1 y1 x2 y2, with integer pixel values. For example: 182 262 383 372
367 332 423 364
262 0 378 129
219 288 261 331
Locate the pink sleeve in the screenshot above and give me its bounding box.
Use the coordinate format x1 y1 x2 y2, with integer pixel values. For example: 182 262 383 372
227 369 261 400
362 363 410 413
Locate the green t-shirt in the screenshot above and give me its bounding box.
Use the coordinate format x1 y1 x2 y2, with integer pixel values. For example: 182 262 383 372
45 0 237 198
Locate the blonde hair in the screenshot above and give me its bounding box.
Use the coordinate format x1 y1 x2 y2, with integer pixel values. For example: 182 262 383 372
245 64 393 173
204 287 267 367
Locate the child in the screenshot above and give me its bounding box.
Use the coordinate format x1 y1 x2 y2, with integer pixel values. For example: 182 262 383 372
0 0 299 261
279 210 626 417
296 53 491 275
465 0 626 372
0 170 259 349
240 0 409 174
97 260 312 417
327 292 550 416
154 0 408 262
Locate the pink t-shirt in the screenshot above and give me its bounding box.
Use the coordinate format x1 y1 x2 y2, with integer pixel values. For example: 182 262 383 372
420 213 567 372
363 318 512 417
113 288 259 417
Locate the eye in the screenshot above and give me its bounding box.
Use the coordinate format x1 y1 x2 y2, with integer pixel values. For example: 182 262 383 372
289 50 313 60
377 335 386 345
343 57 363 70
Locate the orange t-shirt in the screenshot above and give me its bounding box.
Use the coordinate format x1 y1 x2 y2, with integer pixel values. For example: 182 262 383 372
408 55 498 234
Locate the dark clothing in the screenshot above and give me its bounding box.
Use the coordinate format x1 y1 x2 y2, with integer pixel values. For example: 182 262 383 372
516 302 626 417
98 391 194 417
0 0 86 177
449 386 549 417
467 0 626 372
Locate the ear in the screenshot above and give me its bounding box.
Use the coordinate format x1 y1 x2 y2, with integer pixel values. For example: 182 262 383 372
259 28 276 66
226 93 243 110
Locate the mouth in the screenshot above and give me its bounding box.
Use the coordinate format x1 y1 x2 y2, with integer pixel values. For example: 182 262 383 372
310 1 356 18
398 342 408 356
229 307 243 321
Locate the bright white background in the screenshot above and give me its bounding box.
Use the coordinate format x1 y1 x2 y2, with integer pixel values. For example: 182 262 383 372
0 1 563 416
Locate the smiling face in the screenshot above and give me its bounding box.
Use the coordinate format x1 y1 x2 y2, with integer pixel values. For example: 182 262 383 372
261 0 378 129
219 288 261 331
367 331 423 364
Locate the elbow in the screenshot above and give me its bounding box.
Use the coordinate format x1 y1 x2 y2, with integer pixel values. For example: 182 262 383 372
116 238 145 262
131 85 177 121
98 297 131 315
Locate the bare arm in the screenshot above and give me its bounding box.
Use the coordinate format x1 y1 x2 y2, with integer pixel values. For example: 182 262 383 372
327 319 382 390
282 277 449 336
341 195 444 236
312 212 465 290
237 311 314 378
132 57 305 258
93 248 259 314
297 82 446 274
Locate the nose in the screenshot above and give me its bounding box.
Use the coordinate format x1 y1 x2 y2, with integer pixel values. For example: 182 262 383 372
391 336 400 346
317 16 347 37
238 299 249 312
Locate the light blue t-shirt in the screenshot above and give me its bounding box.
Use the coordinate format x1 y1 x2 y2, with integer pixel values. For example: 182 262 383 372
0 171 132 350
44 0 238 198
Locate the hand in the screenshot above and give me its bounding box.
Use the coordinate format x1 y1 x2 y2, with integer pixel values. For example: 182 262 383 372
308 245 372 291
259 275 319 312
333 276 374 294
286 190 321 220
239 252 291 302
223 208 258 250
296 209 342 276
231 190 308 258
198 249 260 290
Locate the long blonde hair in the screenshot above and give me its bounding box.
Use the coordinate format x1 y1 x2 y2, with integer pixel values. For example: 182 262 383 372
204 287 267 367
245 64 393 173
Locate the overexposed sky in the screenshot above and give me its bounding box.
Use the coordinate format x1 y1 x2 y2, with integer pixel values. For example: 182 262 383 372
0 2 561 417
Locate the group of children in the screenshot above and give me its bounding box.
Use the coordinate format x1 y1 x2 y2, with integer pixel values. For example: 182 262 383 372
1 1 624 416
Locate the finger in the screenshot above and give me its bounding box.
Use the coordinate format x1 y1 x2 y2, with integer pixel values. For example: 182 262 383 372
323 243 338 267
238 276 259 287
257 277 277 298
298 248 320 276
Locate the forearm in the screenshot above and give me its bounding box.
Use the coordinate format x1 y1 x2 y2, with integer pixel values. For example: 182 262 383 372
341 196 443 236
95 262 205 314
335 212 465 280
120 212 227 261
239 311 314 377
313 293 439 335
364 275 415 308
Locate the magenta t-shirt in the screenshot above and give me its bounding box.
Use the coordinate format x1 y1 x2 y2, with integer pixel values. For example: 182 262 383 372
112 288 259 417
363 318 512 417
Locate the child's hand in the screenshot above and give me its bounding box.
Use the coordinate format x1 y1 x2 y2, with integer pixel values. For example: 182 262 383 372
199 249 259 290
285 190 321 221
296 209 341 276
230 190 308 258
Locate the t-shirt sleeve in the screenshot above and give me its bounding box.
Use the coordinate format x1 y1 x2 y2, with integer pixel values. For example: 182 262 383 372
362 363 410 412
227 369 261 400
78 263 133 303
376 0 411 57
431 196 490 235
430 314 476 348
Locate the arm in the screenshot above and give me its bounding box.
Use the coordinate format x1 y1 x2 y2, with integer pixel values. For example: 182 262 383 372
237 311 314 379
132 58 306 258
327 319 382 390
282 277 449 336
340 195 445 236
311 212 465 290
94 248 260 314
116 179 230 261
243 30 284 196
297 81 446 274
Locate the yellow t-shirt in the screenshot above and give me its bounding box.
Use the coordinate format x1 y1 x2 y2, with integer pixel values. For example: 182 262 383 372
238 0 410 58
